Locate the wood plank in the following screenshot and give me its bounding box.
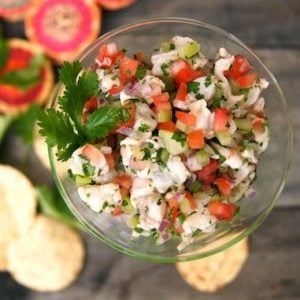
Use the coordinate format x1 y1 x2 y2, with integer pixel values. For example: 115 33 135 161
102 0 300 48
1 208 296 300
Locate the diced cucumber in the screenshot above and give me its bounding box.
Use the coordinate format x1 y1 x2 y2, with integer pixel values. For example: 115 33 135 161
157 148 169 165
234 119 252 132
157 110 172 122
75 175 92 185
121 197 135 214
196 150 210 166
180 198 191 215
179 41 200 58
187 179 202 193
176 120 188 133
126 215 140 228
159 130 188 155
216 131 232 146
160 42 175 52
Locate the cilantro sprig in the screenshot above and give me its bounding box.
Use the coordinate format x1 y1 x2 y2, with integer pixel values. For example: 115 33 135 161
37 61 128 161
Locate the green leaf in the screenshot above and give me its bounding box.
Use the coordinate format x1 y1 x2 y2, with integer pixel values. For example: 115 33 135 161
0 54 44 90
135 64 146 79
13 104 42 145
58 62 99 135
0 34 8 70
36 185 84 230
85 105 122 142
0 114 14 145
37 108 81 161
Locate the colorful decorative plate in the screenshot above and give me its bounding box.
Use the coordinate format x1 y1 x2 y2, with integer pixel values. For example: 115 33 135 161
25 0 101 63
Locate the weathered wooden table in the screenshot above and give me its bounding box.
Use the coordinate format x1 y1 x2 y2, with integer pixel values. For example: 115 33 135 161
1 0 299 299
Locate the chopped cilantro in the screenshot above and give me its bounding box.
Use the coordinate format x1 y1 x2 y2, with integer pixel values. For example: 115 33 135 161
196 93 204 100
134 227 144 233
192 229 202 237
67 169 76 180
178 213 186 224
204 75 212 87
169 43 175 50
160 63 169 76
142 148 151 160
135 64 146 79
172 131 186 146
156 148 169 167
187 81 200 93
138 123 150 132
82 160 96 177
187 179 202 193
122 199 129 206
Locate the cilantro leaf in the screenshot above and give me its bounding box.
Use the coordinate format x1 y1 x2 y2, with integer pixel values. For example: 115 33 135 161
37 108 81 161
58 62 99 135
0 54 44 90
204 75 212 87
187 81 200 93
172 131 186 146
135 64 146 79
0 34 8 69
138 123 150 132
85 105 123 141
161 63 169 76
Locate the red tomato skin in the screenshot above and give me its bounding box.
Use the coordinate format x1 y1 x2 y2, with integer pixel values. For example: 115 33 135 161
214 108 230 132
236 72 257 88
158 122 178 132
207 201 237 220
196 159 219 184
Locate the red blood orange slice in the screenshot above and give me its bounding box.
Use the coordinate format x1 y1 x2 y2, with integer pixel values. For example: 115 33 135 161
0 39 54 115
0 0 33 21
96 0 136 10
25 0 101 64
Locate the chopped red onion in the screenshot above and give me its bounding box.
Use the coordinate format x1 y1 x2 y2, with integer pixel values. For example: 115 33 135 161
158 219 170 232
245 188 257 200
174 193 185 201
116 127 134 136
162 232 170 241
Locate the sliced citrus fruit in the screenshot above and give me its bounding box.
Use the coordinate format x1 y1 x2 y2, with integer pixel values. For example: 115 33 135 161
0 0 33 21
25 0 101 63
96 0 137 10
0 39 54 115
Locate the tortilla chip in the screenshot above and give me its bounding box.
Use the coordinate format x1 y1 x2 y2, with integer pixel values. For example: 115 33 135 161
8 215 85 291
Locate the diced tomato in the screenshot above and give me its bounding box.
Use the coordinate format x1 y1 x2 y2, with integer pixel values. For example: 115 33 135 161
214 108 230 132
152 92 169 105
134 51 146 62
176 82 187 101
119 55 140 81
96 43 120 68
109 81 124 95
174 67 205 84
185 192 197 210
171 207 181 220
84 96 98 111
169 59 205 84
215 177 232 196
115 174 133 189
104 152 115 169
196 159 219 184
158 122 178 132
153 93 171 112
176 111 197 127
207 201 237 221
116 102 136 128
236 72 257 88
187 130 205 149
168 196 180 209
112 205 123 216
120 187 129 199
224 54 253 80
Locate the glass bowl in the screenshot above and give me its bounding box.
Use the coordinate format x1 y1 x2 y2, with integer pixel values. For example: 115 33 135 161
49 17 292 263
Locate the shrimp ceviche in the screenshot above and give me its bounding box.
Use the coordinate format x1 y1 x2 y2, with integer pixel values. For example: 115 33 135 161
38 36 269 250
